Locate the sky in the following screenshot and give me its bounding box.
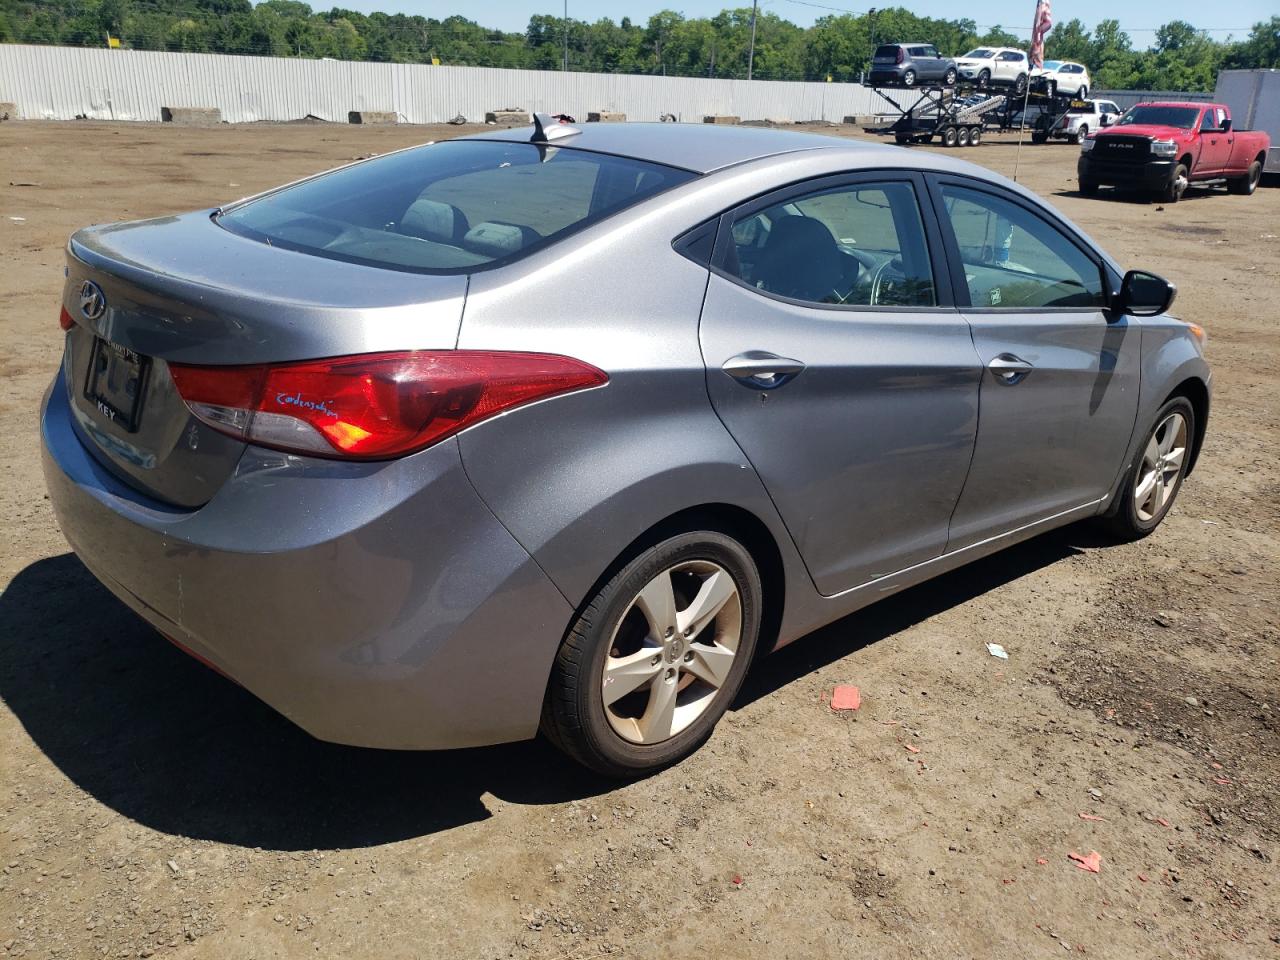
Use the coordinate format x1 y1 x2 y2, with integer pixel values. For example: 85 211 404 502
318 0 1274 43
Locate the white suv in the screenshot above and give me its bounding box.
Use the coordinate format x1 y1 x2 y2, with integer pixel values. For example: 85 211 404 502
1034 60 1093 99
955 47 1030 92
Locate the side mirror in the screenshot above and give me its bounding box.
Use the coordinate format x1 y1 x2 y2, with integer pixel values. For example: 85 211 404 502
1099 115 1113 127
1220 116 1232 132
1117 269 1176 317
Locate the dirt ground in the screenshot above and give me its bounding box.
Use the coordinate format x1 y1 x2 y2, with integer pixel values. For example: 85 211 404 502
1 118 1278 960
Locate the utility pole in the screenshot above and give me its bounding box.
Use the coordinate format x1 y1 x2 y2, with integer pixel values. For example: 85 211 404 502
865 8 877 84
747 0 758 80
562 0 568 71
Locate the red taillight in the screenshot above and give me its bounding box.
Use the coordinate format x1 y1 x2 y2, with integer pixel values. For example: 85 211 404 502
896 48 904 64
168 351 607 460
59 306 75 331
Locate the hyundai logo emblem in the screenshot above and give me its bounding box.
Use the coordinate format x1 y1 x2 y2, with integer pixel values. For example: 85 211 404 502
79 280 106 321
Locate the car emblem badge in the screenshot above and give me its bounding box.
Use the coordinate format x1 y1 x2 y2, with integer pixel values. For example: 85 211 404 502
79 280 106 321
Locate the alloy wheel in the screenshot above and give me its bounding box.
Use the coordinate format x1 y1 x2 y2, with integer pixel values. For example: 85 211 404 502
601 560 743 745
1134 411 1188 522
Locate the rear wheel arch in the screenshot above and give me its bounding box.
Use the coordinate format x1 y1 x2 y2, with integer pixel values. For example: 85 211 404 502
1164 377 1209 475
565 503 786 664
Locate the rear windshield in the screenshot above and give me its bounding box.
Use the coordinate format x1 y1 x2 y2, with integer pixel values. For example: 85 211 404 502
874 45 901 58
1116 106 1200 130
217 139 695 273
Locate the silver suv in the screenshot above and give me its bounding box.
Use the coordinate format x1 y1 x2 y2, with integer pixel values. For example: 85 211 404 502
868 43 958 87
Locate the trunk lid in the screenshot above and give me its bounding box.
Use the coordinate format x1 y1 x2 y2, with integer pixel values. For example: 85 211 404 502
62 211 467 508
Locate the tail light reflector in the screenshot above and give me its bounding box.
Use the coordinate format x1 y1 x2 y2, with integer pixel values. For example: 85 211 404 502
896 48 904 64
168 351 607 460
59 306 75 331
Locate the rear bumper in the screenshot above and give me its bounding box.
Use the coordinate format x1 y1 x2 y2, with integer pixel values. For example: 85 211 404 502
1078 154 1176 190
40 367 573 750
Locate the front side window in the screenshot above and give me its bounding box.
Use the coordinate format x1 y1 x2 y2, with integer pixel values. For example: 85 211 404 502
218 139 694 273
939 185 1104 309
725 181 936 307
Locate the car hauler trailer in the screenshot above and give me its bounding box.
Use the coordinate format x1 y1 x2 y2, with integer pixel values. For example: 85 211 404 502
1215 69 1280 175
863 77 1085 148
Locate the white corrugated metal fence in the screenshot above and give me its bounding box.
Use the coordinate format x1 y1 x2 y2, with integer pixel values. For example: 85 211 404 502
0 43 899 124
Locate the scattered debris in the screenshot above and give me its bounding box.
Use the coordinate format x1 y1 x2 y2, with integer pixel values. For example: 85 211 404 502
986 642 1009 660
730 874 743 888
903 743 921 754
9 181 41 187
1078 813 1106 822
7 216 25 222
1068 851 1103 874
1036 858 1049 865
830 685 861 711
1138 873 1149 882
448 114 467 124
1156 818 1172 828
1212 777 1233 785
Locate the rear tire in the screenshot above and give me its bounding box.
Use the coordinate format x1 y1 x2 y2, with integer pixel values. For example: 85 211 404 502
1097 397 1195 542
1077 85 1088 100
902 69 917 87
944 67 958 86
1071 123 1088 145
1079 178 1099 195
541 530 763 778
1013 73 1028 96
977 69 991 90
969 126 982 146
1229 159 1262 196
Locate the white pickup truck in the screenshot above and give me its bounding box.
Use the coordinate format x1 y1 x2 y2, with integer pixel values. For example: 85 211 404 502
1033 99 1122 145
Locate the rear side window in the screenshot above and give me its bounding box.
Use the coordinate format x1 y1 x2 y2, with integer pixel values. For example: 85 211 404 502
725 180 936 308
217 139 695 273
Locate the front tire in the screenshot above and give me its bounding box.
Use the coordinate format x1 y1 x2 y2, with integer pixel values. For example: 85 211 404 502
541 530 762 778
977 69 991 89
1229 159 1262 196
1077 85 1088 100
1098 397 1195 541
1013 73 1028 96
1161 163 1189 203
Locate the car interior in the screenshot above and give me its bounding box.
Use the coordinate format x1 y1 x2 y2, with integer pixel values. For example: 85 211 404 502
218 140 691 272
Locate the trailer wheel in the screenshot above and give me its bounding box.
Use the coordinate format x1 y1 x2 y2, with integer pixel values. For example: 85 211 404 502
894 134 911 145
1032 129 1049 144
942 126 959 148
956 126 971 147
969 126 982 146
1228 160 1262 196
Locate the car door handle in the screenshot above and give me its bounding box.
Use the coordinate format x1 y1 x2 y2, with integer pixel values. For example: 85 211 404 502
722 351 806 390
988 353 1033 384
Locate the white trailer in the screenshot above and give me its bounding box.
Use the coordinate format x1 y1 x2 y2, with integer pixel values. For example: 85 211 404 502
1215 69 1280 175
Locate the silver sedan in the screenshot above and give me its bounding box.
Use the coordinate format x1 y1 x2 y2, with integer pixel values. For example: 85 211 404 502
41 118 1209 776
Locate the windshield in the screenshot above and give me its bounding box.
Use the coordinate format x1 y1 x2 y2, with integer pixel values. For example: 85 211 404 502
217 139 695 274
1116 105 1200 130
963 48 994 58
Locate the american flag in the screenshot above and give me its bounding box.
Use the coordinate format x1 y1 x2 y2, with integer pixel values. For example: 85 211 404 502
1030 0 1054 70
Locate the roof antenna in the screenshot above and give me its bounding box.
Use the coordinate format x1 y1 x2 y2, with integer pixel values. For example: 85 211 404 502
530 112 581 143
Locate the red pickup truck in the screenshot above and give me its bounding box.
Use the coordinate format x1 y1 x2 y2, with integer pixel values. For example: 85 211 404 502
1078 101 1270 202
